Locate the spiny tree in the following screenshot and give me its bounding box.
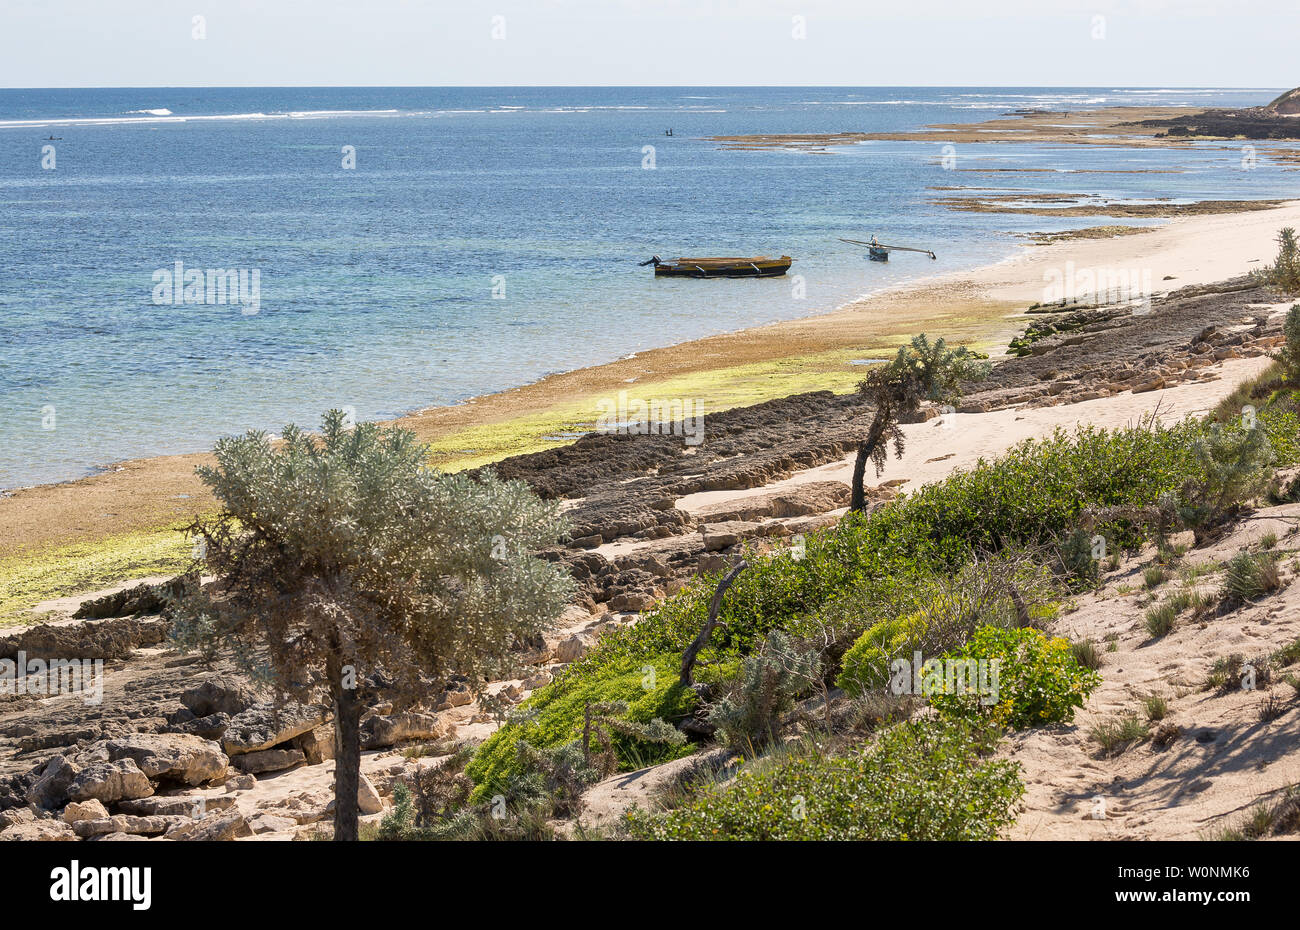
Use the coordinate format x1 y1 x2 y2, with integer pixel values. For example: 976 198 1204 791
1279 303 1300 382
1262 227 1300 293
849 334 991 511
172 410 573 840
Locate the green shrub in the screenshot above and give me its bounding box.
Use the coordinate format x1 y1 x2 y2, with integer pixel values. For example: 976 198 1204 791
1260 228 1300 293
623 719 1023 840
835 612 930 697
466 416 1236 793
1282 304 1300 381
706 631 821 752
465 651 696 801
1175 422 1274 540
928 626 1102 729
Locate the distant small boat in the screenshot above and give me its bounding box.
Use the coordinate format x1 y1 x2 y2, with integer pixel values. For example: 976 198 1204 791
840 237 937 262
639 255 793 278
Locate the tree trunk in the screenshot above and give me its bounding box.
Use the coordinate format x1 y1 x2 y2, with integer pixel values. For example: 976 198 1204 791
680 559 748 686
849 405 891 513
849 442 871 512
332 683 362 841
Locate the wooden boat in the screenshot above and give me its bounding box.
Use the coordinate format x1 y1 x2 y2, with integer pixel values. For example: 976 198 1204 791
839 237 937 262
640 255 793 278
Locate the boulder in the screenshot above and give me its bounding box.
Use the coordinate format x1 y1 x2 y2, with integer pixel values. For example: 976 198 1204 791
221 703 326 756
0 819 77 841
553 632 596 663
436 683 473 709
68 760 154 804
293 725 336 764
180 680 258 717
0 808 38 829
523 669 553 690
116 795 235 818
357 775 384 815
169 712 231 741
24 755 82 809
62 799 109 824
73 814 182 838
608 591 656 612
166 810 253 841
361 713 445 750
223 774 256 793
105 734 229 786
248 812 297 835
233 748 306 775
699 521 763 552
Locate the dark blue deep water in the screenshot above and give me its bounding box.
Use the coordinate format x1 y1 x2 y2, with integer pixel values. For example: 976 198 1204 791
0 86 1294 487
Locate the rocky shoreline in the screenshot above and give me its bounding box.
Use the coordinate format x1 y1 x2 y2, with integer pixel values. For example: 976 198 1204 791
0 274 1292 841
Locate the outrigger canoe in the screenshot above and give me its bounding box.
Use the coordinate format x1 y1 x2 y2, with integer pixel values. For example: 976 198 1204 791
839 237 937 262
639 255 793 278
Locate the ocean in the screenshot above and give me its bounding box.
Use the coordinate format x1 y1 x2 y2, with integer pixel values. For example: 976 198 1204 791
0 86 1293 489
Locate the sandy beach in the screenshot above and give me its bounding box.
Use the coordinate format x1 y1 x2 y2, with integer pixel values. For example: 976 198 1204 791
4 199 1298 565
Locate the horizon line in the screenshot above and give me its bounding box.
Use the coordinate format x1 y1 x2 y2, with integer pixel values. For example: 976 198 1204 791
0 83 1286 91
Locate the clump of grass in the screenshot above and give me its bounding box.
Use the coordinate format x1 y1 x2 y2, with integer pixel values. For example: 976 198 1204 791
1143 565 1169 590
1144 603 1177 639
1090 714 1149 755
1259 531 1278 551
1142 693 1169 722
1209 786 1300 840
1222 551 1282 604
1259 692 1288 723
1071 639 1103 671
1206 653 1274 692
1273 636 1300 668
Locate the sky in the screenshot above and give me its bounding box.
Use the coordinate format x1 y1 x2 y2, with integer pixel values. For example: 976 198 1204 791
1 0 1295 88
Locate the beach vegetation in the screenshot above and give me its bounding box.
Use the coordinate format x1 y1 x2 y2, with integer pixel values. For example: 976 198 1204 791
1259 227 1300 293
928 626 1101 730
0 525 192 628
1173 420 1275 544
849 334 991 511
169 410 573 841
1222 550 1283 604
704 630 822 753
1089 714 1149 755
623 718 1023 841
467 395 1297 797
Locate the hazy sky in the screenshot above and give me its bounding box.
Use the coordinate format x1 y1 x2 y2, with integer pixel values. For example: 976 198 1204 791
1 0 1295 88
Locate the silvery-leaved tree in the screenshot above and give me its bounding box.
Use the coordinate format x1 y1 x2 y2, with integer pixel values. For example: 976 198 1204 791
850 334 991 512
172 410 573 841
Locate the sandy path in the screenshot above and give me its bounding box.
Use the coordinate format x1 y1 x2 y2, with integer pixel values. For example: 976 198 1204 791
673 355 1275 515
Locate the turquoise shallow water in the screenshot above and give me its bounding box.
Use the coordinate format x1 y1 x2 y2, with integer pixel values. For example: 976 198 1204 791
0 86 1294 489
